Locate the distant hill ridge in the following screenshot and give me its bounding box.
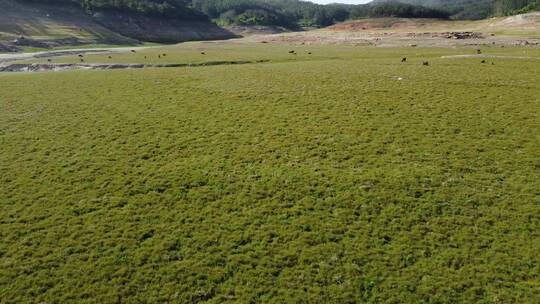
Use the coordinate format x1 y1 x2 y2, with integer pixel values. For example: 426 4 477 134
0 0 453 51
1 0 539 52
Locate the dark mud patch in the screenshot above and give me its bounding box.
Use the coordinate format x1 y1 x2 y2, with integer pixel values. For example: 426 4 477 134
0 60 270 72
407 32 484 39
0 42 21 53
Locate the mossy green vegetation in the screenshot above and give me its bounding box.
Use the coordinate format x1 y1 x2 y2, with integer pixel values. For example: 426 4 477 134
1 44 539 303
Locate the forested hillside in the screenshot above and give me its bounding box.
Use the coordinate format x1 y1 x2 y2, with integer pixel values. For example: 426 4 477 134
14 0 539 30
351 1 450 19
191 0 451 29
374 0 539 19
495 0 540 15
372 0 494 19
191 0 351 28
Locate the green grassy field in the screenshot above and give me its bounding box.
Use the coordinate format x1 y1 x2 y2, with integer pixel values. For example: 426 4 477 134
1 43 539 303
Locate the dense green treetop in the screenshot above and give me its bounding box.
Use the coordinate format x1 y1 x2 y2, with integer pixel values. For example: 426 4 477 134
374 0 539 19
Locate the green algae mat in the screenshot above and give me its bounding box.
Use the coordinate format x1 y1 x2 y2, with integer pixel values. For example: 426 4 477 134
1 43 539 303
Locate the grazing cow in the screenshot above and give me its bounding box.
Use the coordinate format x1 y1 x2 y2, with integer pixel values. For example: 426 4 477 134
288 50 295 54
158 55 161 58
308 52 312 55
108 56 112 59
47 59 51 62
476 49 482 54
144 56 147 59
422 61 429 66
481 60 486 64
78 54 83 58
401 57 407 62
131 50 136 53
80 58 84 62
201 52 206 55
162 54 166 57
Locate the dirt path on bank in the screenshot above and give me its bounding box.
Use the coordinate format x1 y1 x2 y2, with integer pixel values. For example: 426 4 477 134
0 46 156 65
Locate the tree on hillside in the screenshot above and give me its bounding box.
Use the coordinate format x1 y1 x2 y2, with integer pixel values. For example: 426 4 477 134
372 0 495 19
191 0 351 28
494 0 540 15
351 2 451 19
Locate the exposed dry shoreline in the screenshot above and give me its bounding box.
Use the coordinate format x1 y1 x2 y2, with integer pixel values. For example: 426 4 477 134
0 60 269 73
0 47 155 65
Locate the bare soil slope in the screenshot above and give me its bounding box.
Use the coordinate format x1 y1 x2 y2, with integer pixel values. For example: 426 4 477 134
0 0 136 46
250 13 540 47
327 13 540 33
0 0 235 52
91 11 236 44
